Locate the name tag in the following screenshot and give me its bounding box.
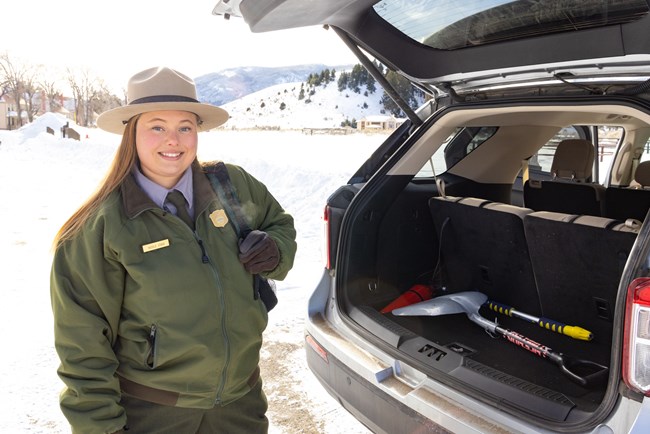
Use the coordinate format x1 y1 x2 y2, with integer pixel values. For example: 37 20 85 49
142 239 170 253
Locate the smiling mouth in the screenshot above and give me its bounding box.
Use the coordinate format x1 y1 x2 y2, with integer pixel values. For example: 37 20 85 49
160 152 182 158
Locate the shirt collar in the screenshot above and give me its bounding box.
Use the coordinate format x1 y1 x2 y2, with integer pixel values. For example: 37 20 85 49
133 165 194 213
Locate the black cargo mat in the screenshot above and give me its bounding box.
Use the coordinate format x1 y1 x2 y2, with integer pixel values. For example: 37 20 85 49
386 308 609 411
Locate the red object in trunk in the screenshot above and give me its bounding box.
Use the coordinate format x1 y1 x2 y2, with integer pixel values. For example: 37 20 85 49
380 284 434 313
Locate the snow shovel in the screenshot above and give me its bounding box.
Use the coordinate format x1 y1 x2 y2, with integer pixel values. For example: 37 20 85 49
485 299 593 341
392 291 609 388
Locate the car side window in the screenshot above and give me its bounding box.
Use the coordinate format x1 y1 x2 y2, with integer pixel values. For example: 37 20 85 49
527 127 581 179
528 126 623 184
415 126 497 178
640 137 650 163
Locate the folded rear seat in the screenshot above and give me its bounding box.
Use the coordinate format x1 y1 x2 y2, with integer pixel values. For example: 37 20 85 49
524 139 605 217
429 196 542 316
523 211 639 345
604 161 650 222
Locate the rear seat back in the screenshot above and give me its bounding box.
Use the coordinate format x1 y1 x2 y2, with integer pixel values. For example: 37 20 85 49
429 196 542 315
605 160 650 221
523 211 638 344
524 139 605 216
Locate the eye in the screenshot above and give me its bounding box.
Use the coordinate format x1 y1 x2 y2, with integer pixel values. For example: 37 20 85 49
152 125 164 132
179 126 194 133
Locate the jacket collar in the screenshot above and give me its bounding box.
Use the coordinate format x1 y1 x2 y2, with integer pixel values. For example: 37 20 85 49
121 160 218 219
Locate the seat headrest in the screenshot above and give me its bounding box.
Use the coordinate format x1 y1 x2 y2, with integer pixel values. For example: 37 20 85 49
634 161 650 187
550 139 594 182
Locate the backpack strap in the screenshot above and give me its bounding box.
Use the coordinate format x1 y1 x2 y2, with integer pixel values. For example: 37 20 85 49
204 161 251 238
204 161 272 306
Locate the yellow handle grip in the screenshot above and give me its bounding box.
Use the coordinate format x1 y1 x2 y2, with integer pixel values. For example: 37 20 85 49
561 325 593 341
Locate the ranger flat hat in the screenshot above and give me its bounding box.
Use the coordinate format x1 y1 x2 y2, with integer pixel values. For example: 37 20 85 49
96 66 229 134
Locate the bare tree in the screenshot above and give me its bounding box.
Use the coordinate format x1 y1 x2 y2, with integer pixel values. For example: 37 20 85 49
0 52 28 127
40 78 63 113
66 68 105 127
66 68 82 124
0 76 7 100
22 65 42 123
94 83 123 115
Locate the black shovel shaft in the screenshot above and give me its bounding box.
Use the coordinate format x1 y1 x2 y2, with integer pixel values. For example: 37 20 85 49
495 326 607 387
497 326 554 359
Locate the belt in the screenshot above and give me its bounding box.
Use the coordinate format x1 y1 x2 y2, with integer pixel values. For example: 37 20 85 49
119 366 261 407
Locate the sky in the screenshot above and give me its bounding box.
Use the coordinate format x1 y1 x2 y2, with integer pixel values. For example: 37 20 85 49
3 0 357 93
0 113 385 432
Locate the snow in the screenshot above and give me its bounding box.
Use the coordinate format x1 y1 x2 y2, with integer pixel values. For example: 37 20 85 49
222 79 385 129
0 114 388 433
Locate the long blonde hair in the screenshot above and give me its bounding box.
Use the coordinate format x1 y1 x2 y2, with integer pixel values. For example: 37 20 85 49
52 115 142 250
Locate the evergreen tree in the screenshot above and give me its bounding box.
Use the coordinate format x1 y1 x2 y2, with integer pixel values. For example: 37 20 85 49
337 72 349 91
367 73 376 93
319 69 329 85
350 64 364 89
380 70 424 116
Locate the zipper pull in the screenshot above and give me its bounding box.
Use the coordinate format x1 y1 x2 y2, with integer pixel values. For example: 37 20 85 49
197 239 210 263
148 324 157 344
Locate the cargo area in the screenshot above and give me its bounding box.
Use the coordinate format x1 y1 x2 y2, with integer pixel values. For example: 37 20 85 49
336 172 641 423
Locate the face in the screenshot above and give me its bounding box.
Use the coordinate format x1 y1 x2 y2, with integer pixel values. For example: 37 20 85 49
135 110 199 188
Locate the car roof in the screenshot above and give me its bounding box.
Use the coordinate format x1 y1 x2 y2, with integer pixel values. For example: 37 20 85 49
214 0 650 90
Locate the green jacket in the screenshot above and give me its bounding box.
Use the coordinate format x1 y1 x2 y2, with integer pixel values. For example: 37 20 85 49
50 161 297 434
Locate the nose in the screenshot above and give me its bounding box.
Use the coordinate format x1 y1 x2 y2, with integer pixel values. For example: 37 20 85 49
166 129 180 145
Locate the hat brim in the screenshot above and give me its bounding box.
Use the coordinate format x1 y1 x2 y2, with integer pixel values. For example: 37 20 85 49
96 102 230 134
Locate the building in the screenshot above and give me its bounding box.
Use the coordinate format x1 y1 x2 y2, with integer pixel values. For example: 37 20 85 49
357 115 405 131
1 92 75 130
0 96 19 130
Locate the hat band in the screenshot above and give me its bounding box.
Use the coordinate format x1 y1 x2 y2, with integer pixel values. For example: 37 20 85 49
129 95 200 105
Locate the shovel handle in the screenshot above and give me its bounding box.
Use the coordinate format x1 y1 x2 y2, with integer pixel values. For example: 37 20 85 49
486 300 593 341
553 353 609 388
496 326 607 388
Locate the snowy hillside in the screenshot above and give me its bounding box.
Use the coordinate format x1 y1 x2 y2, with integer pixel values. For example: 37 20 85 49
221 78 385 129
195 64 353 106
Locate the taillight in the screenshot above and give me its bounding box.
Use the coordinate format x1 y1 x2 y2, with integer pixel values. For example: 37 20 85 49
306 334 328 363
623 277 650 396
323 205 332 270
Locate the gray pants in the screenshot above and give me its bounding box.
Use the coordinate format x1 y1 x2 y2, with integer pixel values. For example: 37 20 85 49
120 379 268 434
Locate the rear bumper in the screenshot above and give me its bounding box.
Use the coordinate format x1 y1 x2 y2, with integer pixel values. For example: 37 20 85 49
304 313 650 434
629 397 650 434
305 331 450 434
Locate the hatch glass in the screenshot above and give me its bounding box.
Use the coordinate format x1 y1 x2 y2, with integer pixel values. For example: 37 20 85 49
373 0 650 50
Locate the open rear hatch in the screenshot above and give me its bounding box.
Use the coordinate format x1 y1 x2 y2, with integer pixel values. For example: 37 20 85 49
214 0 650 99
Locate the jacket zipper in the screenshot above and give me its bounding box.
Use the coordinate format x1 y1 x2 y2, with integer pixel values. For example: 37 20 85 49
147 207 231 401
197 239 210 263
196 236 231 405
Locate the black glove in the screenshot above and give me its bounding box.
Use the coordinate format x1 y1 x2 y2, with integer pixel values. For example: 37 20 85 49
238 230 280 274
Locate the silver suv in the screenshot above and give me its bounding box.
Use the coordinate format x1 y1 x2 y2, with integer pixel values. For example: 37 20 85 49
214 1 650 432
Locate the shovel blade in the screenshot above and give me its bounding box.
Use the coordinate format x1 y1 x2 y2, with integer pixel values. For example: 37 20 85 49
392 291 487 317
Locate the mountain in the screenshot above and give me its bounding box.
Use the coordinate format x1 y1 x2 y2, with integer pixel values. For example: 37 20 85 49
195 64 418 130
196 64 352 106
219 75 386 130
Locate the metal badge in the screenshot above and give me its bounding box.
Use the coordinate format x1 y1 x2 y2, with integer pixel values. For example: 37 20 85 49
210 209 229 228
